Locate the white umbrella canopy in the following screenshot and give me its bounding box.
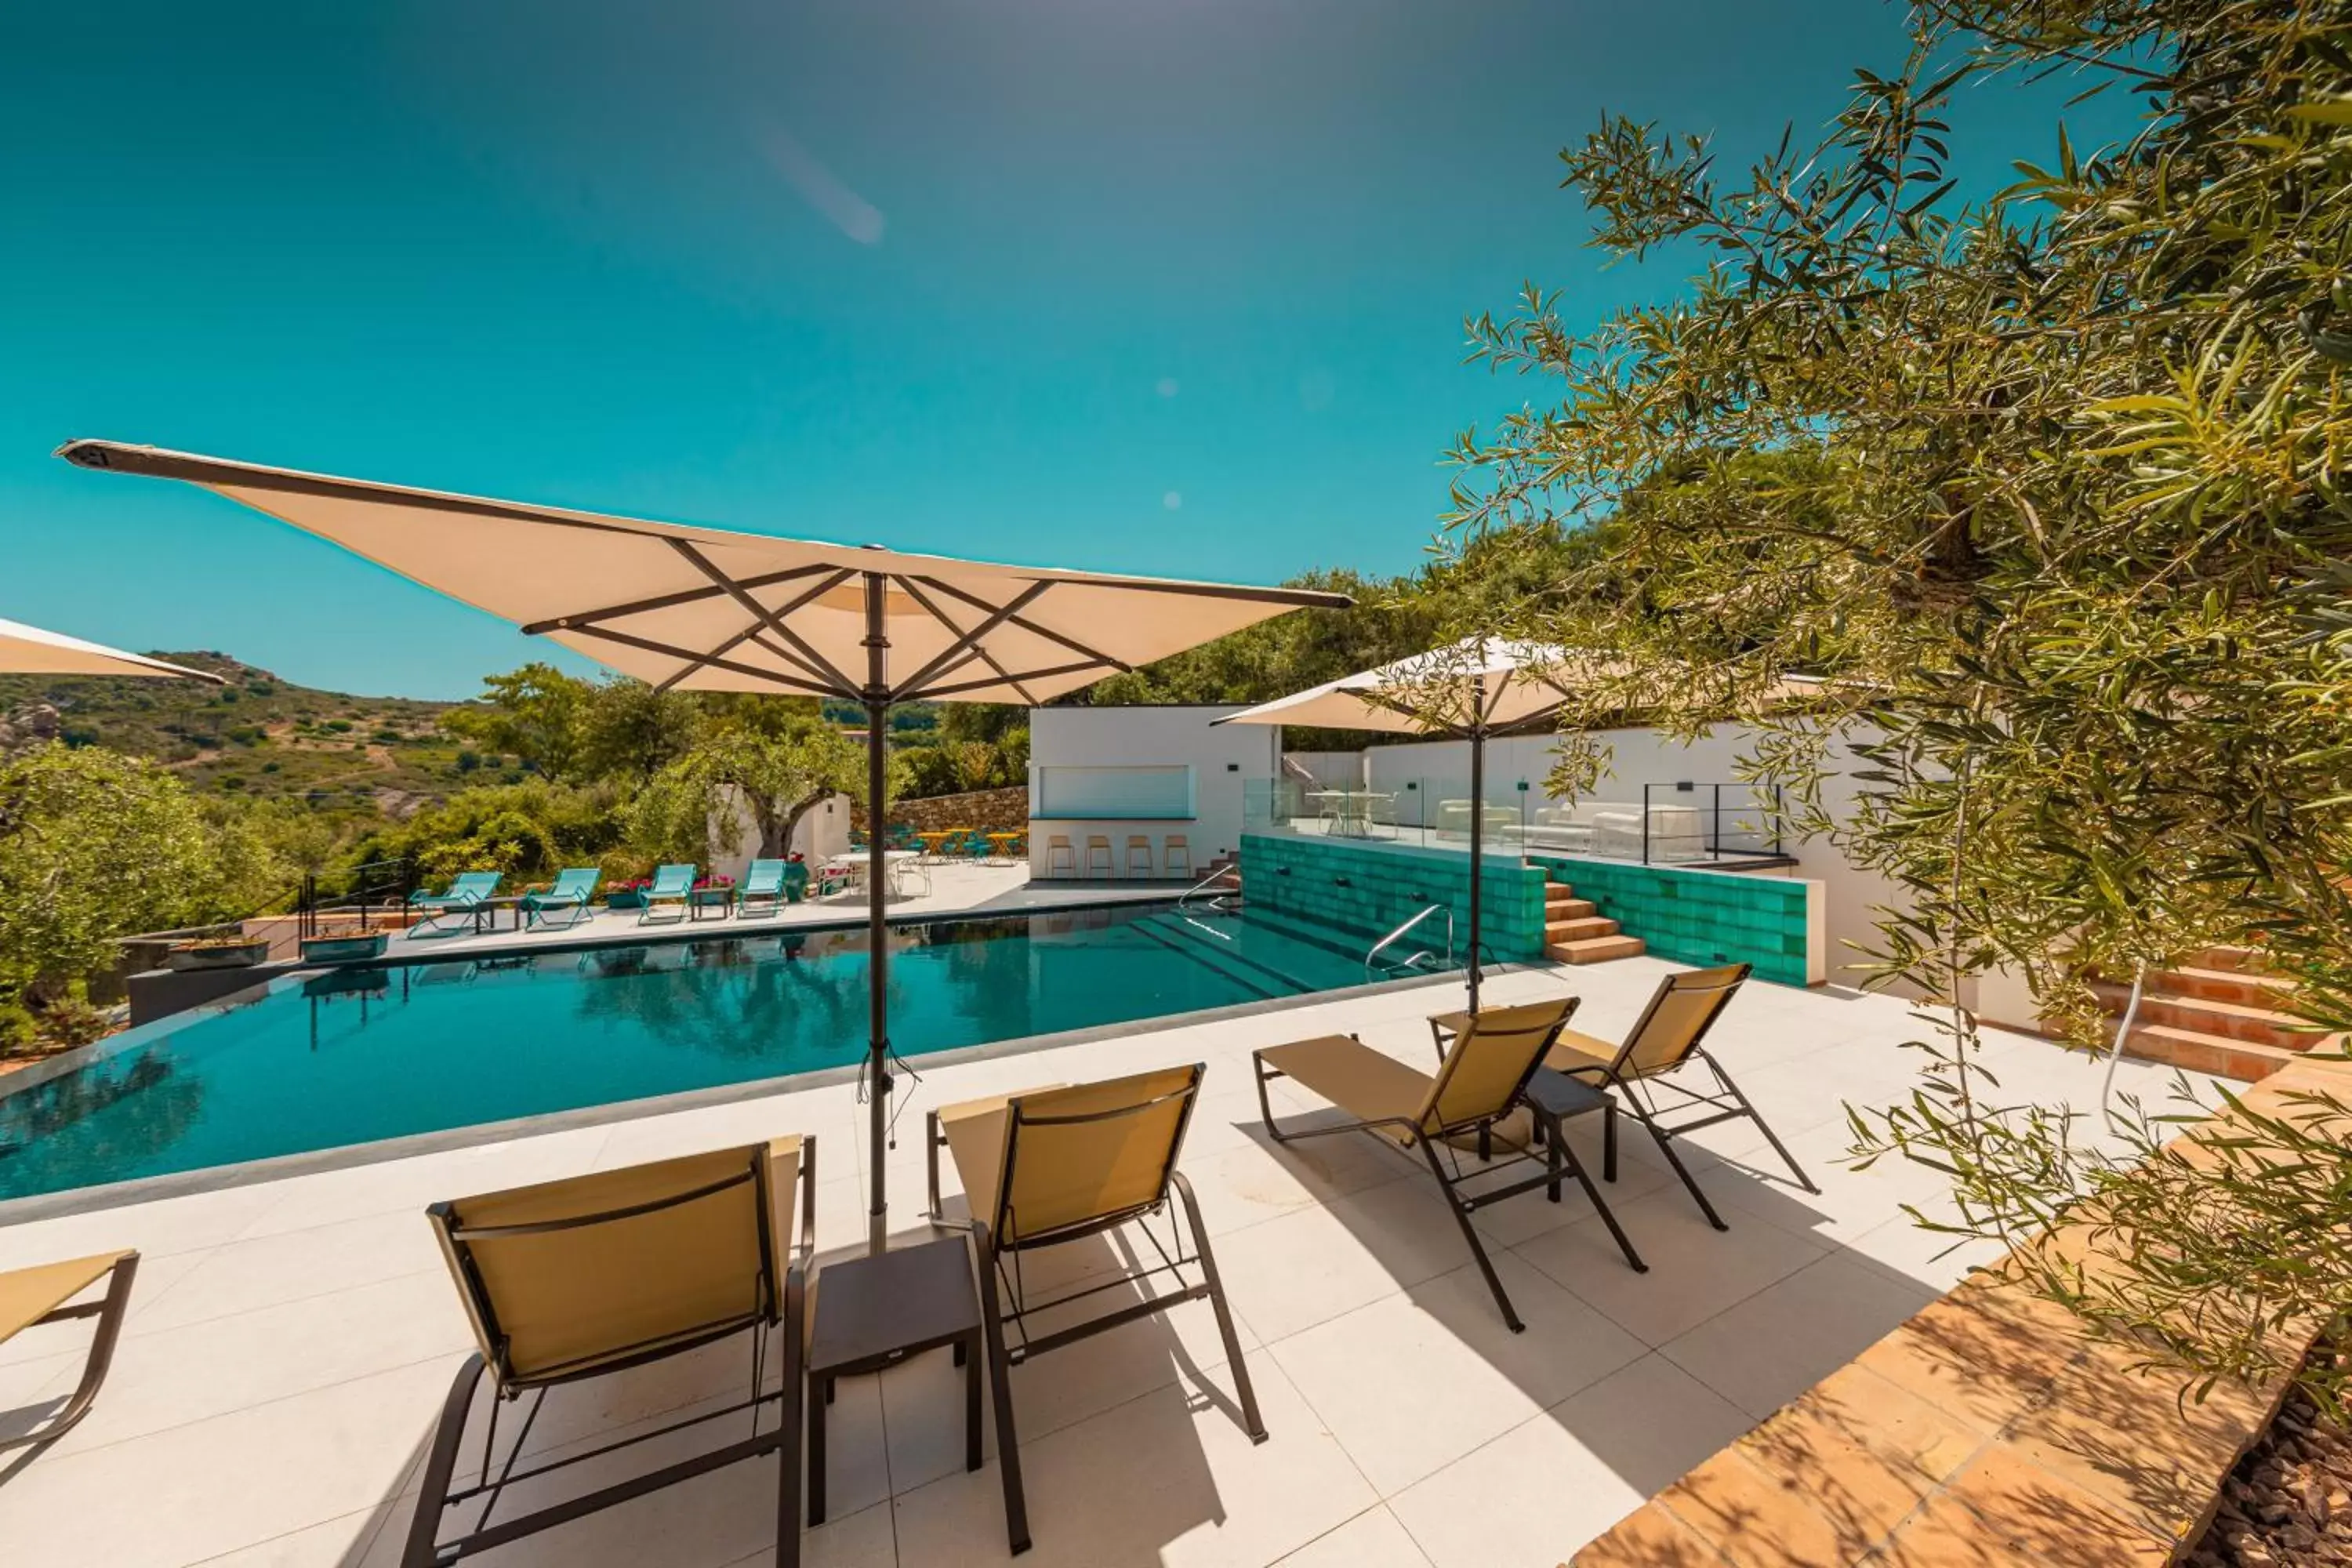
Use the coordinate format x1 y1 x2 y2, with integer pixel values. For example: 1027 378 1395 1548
0 615 225 683
60 439 1349 1250
1213 637 1596 737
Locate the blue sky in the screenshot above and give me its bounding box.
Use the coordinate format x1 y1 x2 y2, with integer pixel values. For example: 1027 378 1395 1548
2 1 2093 698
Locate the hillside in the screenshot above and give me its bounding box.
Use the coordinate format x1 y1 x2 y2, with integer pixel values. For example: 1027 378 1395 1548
0 653 481 819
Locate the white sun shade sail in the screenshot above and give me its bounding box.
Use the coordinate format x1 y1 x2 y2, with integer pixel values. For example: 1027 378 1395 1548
0 615 224 683
1214 637 1599 735
57 442 1350 704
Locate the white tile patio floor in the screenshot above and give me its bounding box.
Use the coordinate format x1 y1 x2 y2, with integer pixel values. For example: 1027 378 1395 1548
0 959 2219 1568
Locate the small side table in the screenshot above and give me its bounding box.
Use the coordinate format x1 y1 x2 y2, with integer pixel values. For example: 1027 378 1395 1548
805 1236 1026 1548
1520 1066 1646 1273
689 887 733 922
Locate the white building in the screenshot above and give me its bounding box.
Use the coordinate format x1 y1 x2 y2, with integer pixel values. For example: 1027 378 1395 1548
1025 704 1277 880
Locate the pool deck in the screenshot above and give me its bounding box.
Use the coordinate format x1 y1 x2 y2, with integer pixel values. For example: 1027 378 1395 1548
379 862 1179 962
0 960 2214 1568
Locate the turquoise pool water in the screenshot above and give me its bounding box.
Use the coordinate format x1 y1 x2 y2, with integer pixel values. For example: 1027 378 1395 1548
0 903 1425 1201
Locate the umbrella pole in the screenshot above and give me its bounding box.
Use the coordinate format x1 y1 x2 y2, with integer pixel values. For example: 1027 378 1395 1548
1467 677 1486 1015
862 572 892 1256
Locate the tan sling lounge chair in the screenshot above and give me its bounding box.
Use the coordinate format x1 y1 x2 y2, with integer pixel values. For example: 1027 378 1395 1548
403 1136 816 1568
925 1063 1265 1552
0 1249 136 1462
1254 997 1639 1332
1538 963 1815 1229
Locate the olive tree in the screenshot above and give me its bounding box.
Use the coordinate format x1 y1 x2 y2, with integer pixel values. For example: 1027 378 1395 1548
1447 0 2352 1407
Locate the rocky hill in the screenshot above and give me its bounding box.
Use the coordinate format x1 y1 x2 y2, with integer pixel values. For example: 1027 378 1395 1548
0 653 480 818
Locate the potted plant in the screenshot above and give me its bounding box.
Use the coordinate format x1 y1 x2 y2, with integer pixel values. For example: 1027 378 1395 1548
604 878 649 911
164 935 273 971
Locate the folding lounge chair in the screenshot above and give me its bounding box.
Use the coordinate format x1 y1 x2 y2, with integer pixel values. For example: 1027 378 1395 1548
1541 963 1816 1230
638 863 695 925
926 1064 1265 1552
0 1250 137 1461
408 871 503 937
520 867 600 932
405 1135 816 1568
1254 997 1642 1332
736 859 788 916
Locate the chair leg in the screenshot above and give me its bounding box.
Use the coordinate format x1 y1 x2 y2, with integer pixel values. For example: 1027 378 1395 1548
1418 1139 1522 1332
777 1269 806 1568
1625 1083 1729 1231
1704 1051 1818 1193
972 1229 1032 1555
402 1353 487 1568
0 1252 140 1457
1556 1134 1646 1273
1252 1052 1290 1142
924 1109 945 1221
1603 1104 1618 1182
1171 1173 1266 1443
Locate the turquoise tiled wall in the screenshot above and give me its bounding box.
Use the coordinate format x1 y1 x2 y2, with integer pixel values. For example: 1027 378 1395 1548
1530 855 1814 986
1240 834 1549 962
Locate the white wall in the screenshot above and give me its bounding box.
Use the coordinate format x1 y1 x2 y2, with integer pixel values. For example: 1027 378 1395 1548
1358 724 1913 989
1028 705 1277 879
707 788 855 885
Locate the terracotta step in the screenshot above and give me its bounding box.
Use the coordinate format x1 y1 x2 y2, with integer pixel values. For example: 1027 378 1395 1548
1544 887 1582 909
1548 934 1646 964
2194 945 2270 974
1542 898 1599 921
2091 983 2328 1053
1548 915 1622 942
2152 965 2296 1009
2105 1021 2300 1083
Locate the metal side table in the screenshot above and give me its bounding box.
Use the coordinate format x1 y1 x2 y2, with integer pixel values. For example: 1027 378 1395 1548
804 1235 1029 1552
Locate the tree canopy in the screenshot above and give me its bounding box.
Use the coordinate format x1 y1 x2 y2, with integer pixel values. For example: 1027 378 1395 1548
1450 0 2352 1407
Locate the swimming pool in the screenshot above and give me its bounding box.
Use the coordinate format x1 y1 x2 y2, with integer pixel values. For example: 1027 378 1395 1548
0 902 1432 1202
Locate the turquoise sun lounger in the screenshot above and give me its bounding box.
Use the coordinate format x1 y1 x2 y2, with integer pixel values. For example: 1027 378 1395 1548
639 863 695 925
522 867 601 931
407 871 502 938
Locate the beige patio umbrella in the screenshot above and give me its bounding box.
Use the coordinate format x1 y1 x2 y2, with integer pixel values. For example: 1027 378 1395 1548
60 438 1348 1250
0 615 224 683
1215 638 1590 1011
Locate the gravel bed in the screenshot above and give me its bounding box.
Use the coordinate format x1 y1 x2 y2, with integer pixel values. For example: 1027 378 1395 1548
2189 1362 2352 1567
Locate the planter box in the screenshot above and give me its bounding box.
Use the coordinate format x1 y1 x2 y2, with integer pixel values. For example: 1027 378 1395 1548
300 932 390 964
605 891 647 910
164 940 271 971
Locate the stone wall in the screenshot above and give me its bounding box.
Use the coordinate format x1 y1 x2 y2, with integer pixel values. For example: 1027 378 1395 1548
851 785 1028 835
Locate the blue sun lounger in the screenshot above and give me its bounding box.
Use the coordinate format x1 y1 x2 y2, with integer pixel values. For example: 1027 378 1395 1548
640 863 695 925
522 867 601 931
736 859 789 916
407 871 502 938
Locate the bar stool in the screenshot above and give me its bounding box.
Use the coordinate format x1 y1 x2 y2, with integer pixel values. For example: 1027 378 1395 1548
1126 835 1153 878
1162 834 1192 880
1046 834 1076 876
1084 835 1114 878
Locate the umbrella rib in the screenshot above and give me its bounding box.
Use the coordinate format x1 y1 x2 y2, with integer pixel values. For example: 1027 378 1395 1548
916 658 1109 702
912 577 1134 675
557 622 844 699
517 564 840 636
653 568 856 693
889 578 1051 704
666 541 862 695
